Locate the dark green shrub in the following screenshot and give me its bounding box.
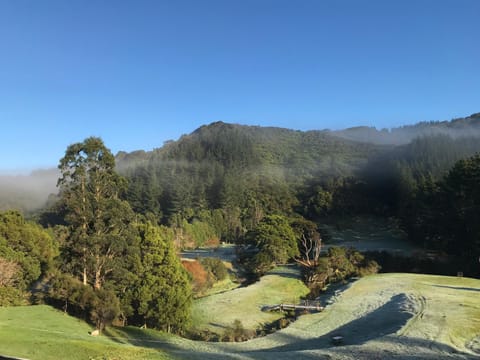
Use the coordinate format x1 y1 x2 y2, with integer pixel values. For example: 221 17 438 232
200 257 228 281
0 286 27 306
222 319 253 342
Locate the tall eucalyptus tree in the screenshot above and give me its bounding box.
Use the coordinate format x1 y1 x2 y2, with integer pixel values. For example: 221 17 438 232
58 137 135 289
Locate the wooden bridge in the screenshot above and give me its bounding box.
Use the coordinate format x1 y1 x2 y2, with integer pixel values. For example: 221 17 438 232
263 301 324 313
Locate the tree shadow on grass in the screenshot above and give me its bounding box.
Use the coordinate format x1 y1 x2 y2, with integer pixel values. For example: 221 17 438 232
257 336 475 359
250 294 414 352
163 335 476 360
100 293 477 359
233 293 475 359
102 326 172 350
431 284 480 292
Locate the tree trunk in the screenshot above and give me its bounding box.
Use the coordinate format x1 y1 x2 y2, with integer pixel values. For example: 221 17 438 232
94 270 102 289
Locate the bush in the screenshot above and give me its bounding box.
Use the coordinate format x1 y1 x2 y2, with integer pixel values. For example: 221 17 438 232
90 288 121 331
182 260 212 294
200 257 228 281
0 286 27 306
306 247 380 288
46 274 94 318
222 319 254 342
45 274 120 331
187 329 220 342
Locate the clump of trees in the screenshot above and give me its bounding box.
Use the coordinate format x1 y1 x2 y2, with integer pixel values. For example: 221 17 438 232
314 247 380 287
0 132 197 333
44 137 192 333
239 213 379 287
244 215 299 276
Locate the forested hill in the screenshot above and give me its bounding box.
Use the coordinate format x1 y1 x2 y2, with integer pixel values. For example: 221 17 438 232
331 112 480 145
118 121 381 176
2 113 480 218
117 122 382 222
114 116 480 238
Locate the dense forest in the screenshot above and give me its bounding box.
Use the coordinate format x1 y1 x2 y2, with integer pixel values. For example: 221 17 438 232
119 115 480 254
117 114 480 275
1 113 480 334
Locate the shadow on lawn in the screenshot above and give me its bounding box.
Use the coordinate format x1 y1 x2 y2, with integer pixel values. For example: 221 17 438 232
248 294 415 352
247 333 475 359
230 294 475 359
431 284 480 292
103 326 172 349
101 293 477 359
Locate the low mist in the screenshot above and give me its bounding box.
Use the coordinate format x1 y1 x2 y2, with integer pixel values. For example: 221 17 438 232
331 113 480 145
0 168 59 214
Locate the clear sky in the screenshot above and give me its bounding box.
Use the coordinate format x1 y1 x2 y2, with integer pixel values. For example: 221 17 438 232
0 0 479 172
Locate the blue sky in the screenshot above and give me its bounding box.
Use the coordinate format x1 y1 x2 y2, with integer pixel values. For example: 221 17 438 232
0 0 479 172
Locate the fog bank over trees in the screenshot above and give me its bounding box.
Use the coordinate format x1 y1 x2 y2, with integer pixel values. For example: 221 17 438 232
2 112 480 216
331 113 480 145
0 169 59 213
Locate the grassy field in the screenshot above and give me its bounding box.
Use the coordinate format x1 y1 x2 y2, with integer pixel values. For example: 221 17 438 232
190 265 310 333
1 273 479 359
0 305 172 360
173 273 480 359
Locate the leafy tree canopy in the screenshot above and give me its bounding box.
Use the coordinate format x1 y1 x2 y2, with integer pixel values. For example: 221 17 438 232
246 214 299 274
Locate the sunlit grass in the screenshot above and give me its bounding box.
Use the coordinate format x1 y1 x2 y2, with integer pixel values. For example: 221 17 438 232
0 305 172 360
190 265 310 333
1 273 479 359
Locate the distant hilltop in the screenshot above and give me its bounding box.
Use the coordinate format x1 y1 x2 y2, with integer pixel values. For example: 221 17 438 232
331 112 480 145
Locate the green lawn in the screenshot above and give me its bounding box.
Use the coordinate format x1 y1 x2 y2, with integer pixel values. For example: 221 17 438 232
190 265 310 334
1 273 479 359
0 305 172 360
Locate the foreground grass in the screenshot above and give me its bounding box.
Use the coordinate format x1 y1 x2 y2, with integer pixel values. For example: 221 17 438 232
0 305 172 360
225 273 480 356
177 273 480 359
190 265 310 333
1 273 479 359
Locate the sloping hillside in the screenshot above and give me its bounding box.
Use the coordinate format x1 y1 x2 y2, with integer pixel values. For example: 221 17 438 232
169 273 480 359
0 305 172 360
1 273 479 359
